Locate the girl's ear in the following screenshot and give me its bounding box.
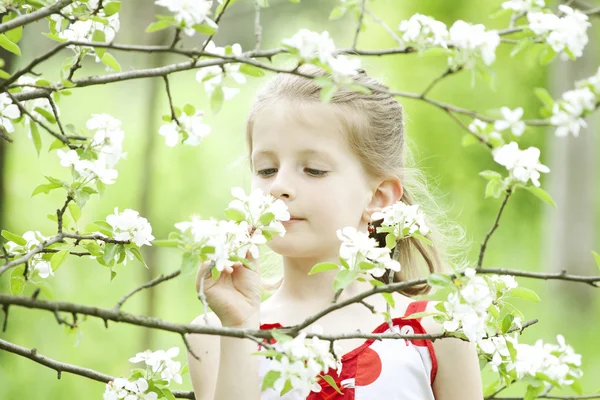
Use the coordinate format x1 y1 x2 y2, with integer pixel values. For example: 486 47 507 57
362 177 403 221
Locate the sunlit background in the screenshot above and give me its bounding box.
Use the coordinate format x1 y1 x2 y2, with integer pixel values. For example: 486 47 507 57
0 0 599 398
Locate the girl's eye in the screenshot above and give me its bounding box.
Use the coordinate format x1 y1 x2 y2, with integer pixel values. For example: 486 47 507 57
256 168 328 177
257 168 277 176
305 168 328 177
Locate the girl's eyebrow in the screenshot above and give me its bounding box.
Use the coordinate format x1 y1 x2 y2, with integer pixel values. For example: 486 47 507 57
252 148 331 159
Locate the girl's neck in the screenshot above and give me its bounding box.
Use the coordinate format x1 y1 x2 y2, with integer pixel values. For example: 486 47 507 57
271 253 374 307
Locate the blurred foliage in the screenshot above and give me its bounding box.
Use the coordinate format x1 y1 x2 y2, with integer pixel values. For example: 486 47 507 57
0 0 599 398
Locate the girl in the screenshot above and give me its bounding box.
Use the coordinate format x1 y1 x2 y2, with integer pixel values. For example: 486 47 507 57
186 65 483 400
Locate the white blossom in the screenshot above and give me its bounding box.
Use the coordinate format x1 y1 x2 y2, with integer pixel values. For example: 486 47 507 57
371 200 430 238
195 41 245 99
57 149 119 185
155 0 216 37
106 208 155 247
550 87 596 137
5 231 54 279
227 187 290 235
0 93 21 133
282 29 336 64
262 325 341 397
336 226 401 277
527 5 590 60
88 114 126 168
448 21 500 69
103 378 158 400
492 142 550 187
158 111 211 147
397 14 449 51
494 107 526 136
327 55 362 84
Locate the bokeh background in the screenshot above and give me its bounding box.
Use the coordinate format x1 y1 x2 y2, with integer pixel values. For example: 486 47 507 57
0 0 599 398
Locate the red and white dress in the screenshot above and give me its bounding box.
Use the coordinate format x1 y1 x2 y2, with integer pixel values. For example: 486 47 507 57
258 300 438 400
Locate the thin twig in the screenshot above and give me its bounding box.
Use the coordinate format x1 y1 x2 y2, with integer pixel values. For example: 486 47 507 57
0 338 195 399
162 76 179 124
478 190 513 268
254 0 263 51
114 269 182 311
0 0 74 34
352 0 367 50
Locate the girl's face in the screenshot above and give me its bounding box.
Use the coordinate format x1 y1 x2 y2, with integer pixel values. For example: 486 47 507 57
250 99 374 259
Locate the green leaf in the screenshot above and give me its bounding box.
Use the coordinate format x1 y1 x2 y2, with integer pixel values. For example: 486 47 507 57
192 23 217 35
181 252 198 274
0 34 20 56
479 170 502 181
5 25 23 44
10 266 26 295
427 273 452 288
485 179 505 199
28 122 43 157
258 212 275 226
239 64 265 77
50 250 69 271
31 182 62 197
183 103 195 116
510 287 540 302
501 313 514 333
261 370 281 391
224 207 245 222
534 87 555 110
102 243 118 264
101 53 121 71
130 247 148 268
320 85 337 103
539 46 557 66
308 262 339 275
510 38 533 57
103 2 121 16
211 85 224 114
382 292 395 308
525 186 555 207
0 69 10 79
333 269 357 292
68 203 81 222
329 5 348 20
321 375 344 394
385 233 397 249
92 29 106 58
111 270 117 281
2 230 26 246
146 20 172 32
49 138 66 151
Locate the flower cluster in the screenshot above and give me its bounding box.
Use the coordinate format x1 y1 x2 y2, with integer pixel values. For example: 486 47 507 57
159 110 211 147
259 326 342 397
395 14 499 70
174 187 289 273
282 29 362 84
494 107 526 137
56 114 125 186
397 13 449 52
479 333 583 391
371 200 430 240
106 208 155 247
527 5 590 60
50 1 121 59
195 41 246 100
442 268 521 343
549 67 599 137
336 226 401 278
15 75 56 139
103 347 183 400
0 93 21 134
155 0 217 37
4 231 53 279
492 142 550 187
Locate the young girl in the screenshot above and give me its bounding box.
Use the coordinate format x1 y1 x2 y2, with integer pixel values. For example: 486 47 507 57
186 65 483 400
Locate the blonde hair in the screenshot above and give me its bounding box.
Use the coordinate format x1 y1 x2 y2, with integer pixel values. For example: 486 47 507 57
245 64 468 296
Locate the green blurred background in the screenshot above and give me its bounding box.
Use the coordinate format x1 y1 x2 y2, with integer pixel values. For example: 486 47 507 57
0 0 599 398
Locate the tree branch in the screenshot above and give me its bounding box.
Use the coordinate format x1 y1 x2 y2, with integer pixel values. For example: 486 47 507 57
0 0 75 34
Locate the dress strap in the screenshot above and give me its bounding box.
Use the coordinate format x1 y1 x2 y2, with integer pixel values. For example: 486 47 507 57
403 300 430 321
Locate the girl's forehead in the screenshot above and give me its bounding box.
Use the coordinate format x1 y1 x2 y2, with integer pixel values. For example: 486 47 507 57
251 100 349 153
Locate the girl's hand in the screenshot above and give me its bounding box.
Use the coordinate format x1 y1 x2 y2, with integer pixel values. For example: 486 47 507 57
195 250 261 328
